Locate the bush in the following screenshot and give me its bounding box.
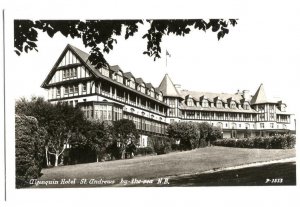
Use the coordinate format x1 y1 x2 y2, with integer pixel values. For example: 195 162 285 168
15 115 45 188
136 147 154 156
213 135 296 149
149 136 172 155
286 135 296 148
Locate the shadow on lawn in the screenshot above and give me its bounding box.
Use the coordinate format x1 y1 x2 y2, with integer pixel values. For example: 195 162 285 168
163 161 296 187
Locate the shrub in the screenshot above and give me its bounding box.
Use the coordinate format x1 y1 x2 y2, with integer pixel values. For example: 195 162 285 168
286 135 296 148
136 147 154 156
15 115 45 188
213 135 296 149
149 136 172 155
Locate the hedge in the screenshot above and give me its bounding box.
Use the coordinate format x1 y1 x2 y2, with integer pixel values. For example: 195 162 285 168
213 135 296 149
136 147 155 156
15 115 45 188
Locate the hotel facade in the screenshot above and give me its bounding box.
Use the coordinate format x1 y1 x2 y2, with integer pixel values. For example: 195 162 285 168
41 44 296 146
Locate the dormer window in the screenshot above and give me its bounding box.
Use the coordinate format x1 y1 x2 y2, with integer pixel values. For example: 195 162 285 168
117 71 123 83
187 98 194 106
202 100 209 107
216 101 222 108
230 102 236 109
129 78 135 89
140 84 145 93
281 104 286 112
101 67 109 77
112 73 117 80
244 103 250 110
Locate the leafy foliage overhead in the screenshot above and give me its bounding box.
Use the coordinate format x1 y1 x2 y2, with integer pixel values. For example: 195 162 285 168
15 19 238 68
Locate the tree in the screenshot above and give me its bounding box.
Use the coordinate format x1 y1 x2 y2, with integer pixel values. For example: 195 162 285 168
198 122 213 146
84 120 113 162
15 115 46 188
210 126 223 142
112 119 139 159
15 97 87 167
14 19 238 68
167 122 198 150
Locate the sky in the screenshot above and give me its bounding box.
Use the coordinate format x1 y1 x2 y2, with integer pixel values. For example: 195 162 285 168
9 15 300 114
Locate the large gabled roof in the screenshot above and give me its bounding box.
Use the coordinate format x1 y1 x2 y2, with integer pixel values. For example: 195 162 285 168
41 44 101 88
158 74 181 98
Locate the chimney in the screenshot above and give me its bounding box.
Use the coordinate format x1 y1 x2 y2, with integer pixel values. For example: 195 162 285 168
243 90 250 100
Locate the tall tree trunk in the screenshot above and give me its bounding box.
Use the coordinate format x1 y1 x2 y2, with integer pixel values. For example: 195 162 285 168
54 153 59 167
45 146 50 166
60 154 64 165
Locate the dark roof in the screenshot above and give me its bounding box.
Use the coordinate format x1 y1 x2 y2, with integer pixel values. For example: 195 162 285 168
110 65 123 73
145 83 154 89
155 87 162 93
123 72 135 79
135 78 145 84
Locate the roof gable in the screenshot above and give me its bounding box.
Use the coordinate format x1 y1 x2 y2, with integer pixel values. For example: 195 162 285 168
41 44 99 87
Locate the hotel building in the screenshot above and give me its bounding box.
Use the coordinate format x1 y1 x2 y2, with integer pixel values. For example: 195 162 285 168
41 44 296 146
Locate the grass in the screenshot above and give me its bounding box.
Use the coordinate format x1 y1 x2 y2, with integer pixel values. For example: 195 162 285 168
31 146 296 188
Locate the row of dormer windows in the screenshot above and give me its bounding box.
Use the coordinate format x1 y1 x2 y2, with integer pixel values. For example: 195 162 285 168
98 67 163 102
185 98 251 110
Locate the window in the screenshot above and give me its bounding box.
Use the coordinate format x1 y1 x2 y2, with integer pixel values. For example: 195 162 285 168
74 85 79 93
186 111 195 119
69 86 74 94
187 99 194 106
101 68 109 77
258 105 265 112
216 112 224 119
82 83 87 93
230 102 236 109
56 88 61 97
117 73 123 83
244 103 250 110
75 100 78 106
73 68 77 77
216 101 222 108
270 123 274 128
129 78 135 89
64 87 68 95
260 123 265 128
202 112 210 119
202 100 209 107
169 99 176 107
63 71 66 79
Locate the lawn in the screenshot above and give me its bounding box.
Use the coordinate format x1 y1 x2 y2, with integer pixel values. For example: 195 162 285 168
31 146 296 188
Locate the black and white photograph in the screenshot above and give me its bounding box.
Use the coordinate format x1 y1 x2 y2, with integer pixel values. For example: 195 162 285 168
1 0 300 206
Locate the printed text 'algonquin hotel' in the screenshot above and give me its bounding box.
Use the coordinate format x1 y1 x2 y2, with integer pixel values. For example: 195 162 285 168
41 44 296 147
